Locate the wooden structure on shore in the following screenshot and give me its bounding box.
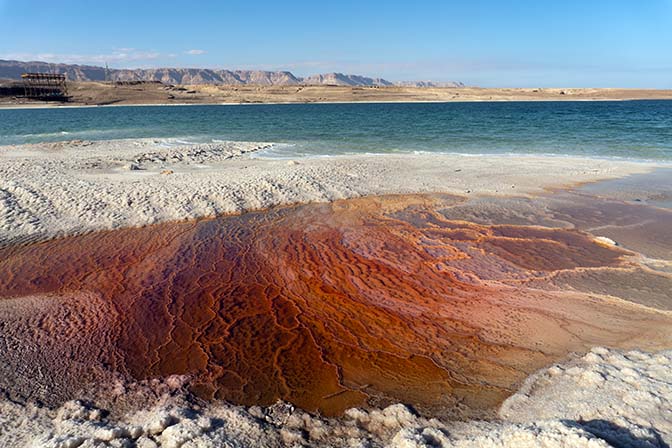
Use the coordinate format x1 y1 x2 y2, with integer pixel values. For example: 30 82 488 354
21 73 69 101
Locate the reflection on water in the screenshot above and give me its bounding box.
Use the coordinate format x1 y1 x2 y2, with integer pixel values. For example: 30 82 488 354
579 168 672 210
0 193 671 418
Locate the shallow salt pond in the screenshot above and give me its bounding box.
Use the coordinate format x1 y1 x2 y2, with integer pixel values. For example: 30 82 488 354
0 187 671 419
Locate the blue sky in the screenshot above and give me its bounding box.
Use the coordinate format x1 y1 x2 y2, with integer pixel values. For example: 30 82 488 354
1 0 671 87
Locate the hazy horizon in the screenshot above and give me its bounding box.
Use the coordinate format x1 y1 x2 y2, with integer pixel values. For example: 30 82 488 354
1 0 671 88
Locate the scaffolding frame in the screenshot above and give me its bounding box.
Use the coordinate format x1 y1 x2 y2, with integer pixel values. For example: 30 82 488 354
21 73 69 100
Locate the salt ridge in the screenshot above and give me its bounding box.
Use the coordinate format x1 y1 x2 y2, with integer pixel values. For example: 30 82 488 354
1 347 669 447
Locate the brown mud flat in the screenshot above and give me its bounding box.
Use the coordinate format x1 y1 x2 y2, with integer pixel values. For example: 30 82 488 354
1 193 671 419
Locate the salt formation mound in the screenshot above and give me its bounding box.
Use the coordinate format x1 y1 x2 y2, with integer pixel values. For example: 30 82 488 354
2 348 670 447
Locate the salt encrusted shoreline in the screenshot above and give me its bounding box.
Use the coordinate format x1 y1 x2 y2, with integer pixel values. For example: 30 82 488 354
1 139 670 447
0 138 658 245
1 347 670 447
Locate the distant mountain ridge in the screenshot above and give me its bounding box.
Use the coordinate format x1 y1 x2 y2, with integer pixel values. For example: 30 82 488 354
301 73 394 87
0 60 464 88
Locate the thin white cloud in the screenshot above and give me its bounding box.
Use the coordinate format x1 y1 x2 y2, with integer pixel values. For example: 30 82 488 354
185 49 206 55
0 49 162 66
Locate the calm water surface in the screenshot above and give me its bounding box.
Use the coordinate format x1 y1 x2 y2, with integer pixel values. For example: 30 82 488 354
1 101 671 160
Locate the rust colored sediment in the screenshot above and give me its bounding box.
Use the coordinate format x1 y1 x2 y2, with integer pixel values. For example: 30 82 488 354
0 194 670 418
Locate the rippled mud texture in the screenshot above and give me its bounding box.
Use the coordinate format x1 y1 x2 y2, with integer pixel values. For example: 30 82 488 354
1 194 671 418
434 178 672 309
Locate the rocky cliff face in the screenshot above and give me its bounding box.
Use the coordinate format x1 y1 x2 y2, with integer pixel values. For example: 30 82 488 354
110 68 302 85
301 74 465 88
0 60 108 82
301 73 394 86
396 80 465 88
0 60 463 87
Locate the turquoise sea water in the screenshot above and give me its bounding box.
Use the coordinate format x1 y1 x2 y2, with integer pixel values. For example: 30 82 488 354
1 101 671 160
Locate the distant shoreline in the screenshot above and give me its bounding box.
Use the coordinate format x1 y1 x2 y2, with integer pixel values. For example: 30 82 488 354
2 84 672 109
0 99 649 110
2 97 671 111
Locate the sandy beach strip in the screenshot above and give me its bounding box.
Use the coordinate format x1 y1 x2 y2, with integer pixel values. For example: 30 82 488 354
4 84 672 108
0 137 660 245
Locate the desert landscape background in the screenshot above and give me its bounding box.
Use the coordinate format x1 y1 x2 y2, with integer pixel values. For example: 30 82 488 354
2 59 672 106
